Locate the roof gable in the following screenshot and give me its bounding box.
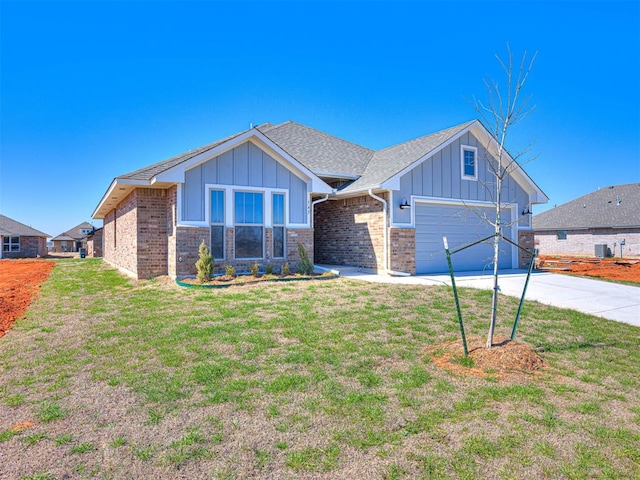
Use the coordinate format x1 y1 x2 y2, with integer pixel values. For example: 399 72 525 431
533 183 640 230
339 121 475 193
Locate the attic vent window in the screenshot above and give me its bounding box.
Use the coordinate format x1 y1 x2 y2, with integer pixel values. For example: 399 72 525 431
460 145 478 181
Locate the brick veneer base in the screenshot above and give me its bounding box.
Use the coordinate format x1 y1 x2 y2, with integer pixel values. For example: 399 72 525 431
1 236 47 259
534 228 640 258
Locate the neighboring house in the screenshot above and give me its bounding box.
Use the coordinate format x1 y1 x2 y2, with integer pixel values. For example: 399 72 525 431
92 120 547 280
51 222 94 252
85 227 103 258
532 183 640 258
0 214 49 259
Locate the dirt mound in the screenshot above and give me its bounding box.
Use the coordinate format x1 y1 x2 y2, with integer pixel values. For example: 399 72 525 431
538 256 640 283
0 259 55 337
426 335 544 379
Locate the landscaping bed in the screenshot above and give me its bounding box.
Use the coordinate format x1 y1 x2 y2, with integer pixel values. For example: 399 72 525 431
177 271 337 288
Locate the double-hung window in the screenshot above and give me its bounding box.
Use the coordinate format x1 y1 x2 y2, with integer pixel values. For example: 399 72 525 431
235 191 264 259
3 236 19 252
461 146 478 180
272 193 285 258
210 189 225 259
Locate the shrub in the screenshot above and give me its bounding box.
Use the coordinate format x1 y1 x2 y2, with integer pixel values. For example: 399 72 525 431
265 264 275 275
250 262 259 277
297 243 313 275
281 262 290 276
195 241 214 283
224 264 236 277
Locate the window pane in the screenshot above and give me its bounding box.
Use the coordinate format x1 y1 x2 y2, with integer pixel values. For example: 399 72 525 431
210 190 224 224
273 226 284 258
273 194 284 225
464 150 475 176
235 226 263 258
210 225 224 259
235 192 263 224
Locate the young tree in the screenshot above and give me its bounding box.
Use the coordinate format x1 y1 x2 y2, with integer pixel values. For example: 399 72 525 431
196 240 214 283
473 44 537 348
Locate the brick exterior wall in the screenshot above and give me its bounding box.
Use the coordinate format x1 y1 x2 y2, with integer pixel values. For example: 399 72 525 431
389 228 416 274
517 230 535 268
314 194 388 271
1 236 47 259
103 188 168 279
534 228 640 258
173 226 313 277
87 229 103 258
52 240 82 252
104 185 316 280
135 189 168 278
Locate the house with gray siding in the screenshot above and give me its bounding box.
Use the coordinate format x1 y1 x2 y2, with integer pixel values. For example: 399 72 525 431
0 214 49 259
532 183 640 258
92 120 547 279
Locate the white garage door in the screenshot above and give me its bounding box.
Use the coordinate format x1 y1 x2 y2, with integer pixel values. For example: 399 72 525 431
415 202 513 274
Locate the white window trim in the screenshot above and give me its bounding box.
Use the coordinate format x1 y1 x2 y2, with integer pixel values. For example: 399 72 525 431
272 192 287 259
3 236 20 253
460 145 478 181
209 188 226 260
233 189 266 260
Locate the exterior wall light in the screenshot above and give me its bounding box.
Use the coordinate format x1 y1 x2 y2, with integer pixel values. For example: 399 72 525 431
399 198 411 210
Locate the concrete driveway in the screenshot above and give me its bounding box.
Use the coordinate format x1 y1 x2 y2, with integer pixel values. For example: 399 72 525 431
327 267 640 327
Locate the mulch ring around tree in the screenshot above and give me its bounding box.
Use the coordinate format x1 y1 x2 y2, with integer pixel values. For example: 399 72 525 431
426 334 545 380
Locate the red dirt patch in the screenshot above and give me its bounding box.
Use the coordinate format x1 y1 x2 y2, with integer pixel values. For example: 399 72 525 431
538 256 640 283
0 259 55 337
426 335 545 380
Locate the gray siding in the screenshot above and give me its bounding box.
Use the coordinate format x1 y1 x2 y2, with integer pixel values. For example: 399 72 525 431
182 141 308 223
394 132 530 225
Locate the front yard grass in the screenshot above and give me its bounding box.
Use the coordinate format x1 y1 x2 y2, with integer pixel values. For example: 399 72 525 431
0 258 638 479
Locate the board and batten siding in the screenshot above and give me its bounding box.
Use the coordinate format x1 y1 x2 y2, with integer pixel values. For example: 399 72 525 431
182 141 308 224
394 132 530 226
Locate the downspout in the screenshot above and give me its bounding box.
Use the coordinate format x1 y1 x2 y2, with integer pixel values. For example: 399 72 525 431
368 189 388 273
310 194 330 228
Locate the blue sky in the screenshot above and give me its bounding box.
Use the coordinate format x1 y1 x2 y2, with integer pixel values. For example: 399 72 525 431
1 0 638 238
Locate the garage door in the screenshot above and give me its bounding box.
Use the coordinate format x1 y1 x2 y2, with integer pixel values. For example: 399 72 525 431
415 202 513 274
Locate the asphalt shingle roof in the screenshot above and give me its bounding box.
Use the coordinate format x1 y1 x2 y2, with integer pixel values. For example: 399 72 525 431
0 214 49 237
340 121 476 193
114 120 476 191
257 121 374 177
119 129 253 182
51 222 95 241
532 183 640 230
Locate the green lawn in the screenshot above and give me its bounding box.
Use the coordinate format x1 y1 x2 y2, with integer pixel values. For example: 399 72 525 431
1 258 639 479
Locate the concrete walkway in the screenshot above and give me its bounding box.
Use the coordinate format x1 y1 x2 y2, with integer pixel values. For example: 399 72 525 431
322 266 640 327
